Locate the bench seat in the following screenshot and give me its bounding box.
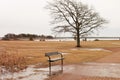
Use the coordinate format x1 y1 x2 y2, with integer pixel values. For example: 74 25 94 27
48 57 64 62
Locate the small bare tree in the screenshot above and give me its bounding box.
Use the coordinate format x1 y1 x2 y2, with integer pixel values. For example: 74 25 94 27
46 0 108 47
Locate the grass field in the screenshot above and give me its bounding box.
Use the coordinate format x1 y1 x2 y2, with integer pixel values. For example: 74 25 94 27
0 40 120 72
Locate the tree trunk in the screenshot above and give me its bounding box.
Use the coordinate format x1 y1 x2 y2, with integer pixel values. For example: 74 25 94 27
76 29 80 47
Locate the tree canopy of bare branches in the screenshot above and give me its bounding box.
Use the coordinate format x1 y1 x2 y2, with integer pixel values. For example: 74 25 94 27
46 0 108 47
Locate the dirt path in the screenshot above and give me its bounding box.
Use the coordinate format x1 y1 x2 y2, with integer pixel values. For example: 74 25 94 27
48 47 120 80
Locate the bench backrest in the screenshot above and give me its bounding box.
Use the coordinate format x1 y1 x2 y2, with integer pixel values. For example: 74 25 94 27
45 52 62 57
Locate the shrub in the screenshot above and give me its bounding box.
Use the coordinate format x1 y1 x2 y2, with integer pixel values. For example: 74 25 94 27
94 39 99 41
0 52 27 73
29 37 34 41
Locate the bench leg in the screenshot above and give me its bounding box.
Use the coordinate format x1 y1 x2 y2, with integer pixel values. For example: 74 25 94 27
61 59 63 72
49 62 51 76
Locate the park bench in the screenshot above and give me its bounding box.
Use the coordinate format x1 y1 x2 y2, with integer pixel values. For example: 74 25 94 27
45 52 64 76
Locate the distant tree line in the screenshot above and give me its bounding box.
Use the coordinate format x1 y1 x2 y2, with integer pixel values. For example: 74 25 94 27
2 33 53 41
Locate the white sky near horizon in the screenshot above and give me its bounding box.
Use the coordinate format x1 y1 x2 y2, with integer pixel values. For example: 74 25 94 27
0 0 120 37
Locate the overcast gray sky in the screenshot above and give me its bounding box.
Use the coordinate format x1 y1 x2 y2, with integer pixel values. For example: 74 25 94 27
0 0 120 37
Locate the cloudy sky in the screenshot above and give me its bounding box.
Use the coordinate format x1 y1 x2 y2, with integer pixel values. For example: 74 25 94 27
0 0 120 37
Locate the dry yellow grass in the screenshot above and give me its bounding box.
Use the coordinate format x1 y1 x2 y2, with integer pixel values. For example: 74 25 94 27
0 52 27 72
0 40 120 70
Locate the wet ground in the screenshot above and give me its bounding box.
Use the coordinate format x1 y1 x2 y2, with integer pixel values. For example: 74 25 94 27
64 63 120 78
0 65 48 80
49 47 120 80
48 63 120 80
1 47 120 80
1 62 120 80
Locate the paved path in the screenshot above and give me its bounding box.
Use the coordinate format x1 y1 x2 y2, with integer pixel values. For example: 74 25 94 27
47 47 120 80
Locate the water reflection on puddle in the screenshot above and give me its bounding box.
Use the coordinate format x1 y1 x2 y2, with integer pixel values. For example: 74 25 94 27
0 65 65 80
1 63 120 80
0 65 49 80
64 63 120 78
71 48 112 52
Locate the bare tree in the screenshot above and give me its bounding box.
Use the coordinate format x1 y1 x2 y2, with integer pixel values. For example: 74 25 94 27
46 0 108 47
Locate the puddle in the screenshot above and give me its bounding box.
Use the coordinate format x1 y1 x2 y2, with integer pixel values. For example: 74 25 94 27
71 48 112 52
62 52 70 55
0 65 48 80
0 65 64 80
1 63 120 80
64 63 120 78
112 43 120 45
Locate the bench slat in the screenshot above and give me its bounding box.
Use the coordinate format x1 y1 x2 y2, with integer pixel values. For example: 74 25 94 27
45 52 61 56
48 57 64 62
